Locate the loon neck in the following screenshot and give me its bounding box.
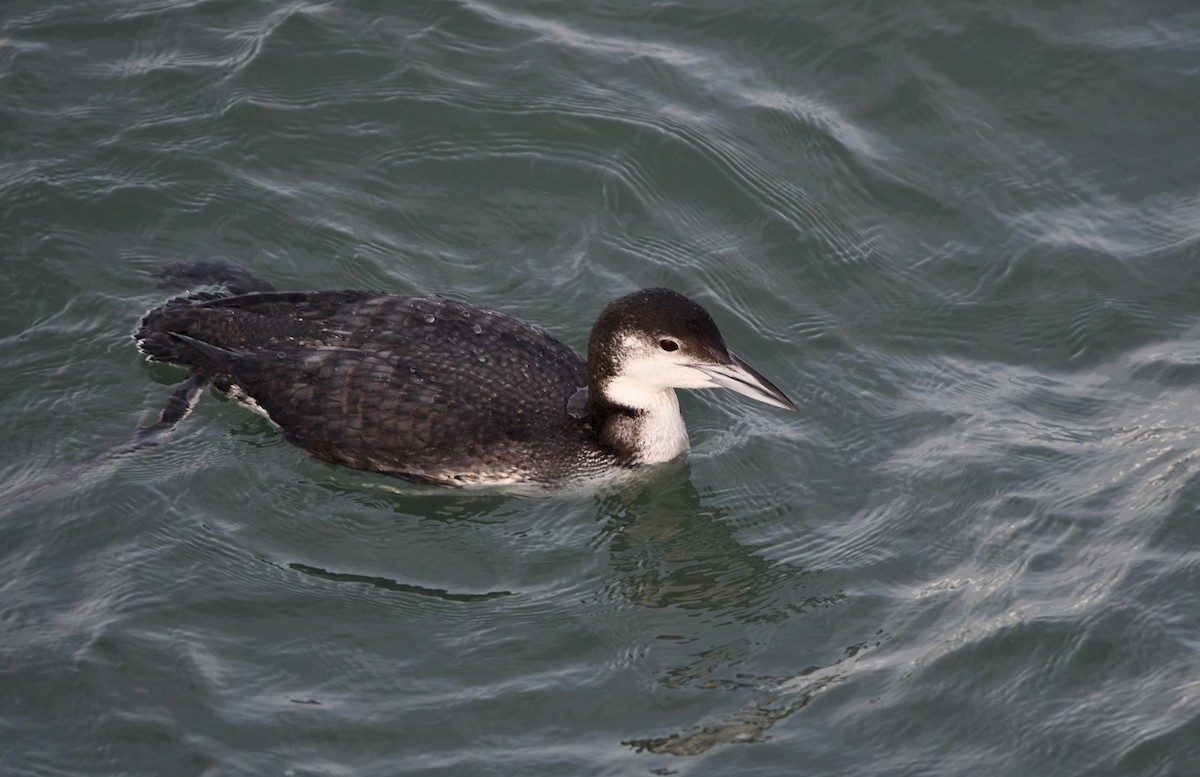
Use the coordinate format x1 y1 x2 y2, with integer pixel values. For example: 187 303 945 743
588 378 690 465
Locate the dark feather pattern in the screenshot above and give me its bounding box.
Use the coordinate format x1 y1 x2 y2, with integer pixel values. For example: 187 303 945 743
138 285 610 485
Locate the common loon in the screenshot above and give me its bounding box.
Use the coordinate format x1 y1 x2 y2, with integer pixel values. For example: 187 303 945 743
135 262 796 486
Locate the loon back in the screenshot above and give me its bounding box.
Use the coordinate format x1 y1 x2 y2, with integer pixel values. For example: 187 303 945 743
138 284 603 485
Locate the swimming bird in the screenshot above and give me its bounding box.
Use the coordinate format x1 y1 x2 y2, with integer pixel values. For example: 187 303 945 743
135 262 796 486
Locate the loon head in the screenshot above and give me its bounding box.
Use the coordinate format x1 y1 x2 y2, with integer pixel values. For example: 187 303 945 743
585 288 797 464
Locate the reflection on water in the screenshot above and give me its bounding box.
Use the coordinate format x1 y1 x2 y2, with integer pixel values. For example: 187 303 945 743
288 562 513 602
596 468 837 616
221 458 859 757
591 467 861 754
626 648 849 755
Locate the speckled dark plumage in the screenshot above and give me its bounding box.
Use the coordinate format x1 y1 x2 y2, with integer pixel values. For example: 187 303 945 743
138 277 615 485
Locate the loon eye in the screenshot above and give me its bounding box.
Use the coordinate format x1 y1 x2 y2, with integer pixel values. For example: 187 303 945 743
659 339 679 352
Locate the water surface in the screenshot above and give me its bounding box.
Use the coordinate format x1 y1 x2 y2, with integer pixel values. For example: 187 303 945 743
2 1 1198 775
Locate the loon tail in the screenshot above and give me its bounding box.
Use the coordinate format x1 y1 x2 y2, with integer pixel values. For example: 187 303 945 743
135 261 275 365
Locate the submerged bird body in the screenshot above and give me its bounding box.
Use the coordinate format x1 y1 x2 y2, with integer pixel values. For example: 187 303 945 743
136 263 795 486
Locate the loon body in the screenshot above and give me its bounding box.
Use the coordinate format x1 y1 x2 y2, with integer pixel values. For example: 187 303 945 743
135 262 796 486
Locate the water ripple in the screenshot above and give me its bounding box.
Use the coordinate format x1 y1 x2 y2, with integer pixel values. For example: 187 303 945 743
4 0 1200 774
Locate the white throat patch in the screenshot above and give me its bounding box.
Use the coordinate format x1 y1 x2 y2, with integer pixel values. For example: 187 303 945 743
600 376 690 464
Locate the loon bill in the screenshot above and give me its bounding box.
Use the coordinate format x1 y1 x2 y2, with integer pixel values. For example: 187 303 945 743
134 262 797 486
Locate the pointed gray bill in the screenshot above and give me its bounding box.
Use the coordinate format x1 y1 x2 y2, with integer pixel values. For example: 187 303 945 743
693 350 798 411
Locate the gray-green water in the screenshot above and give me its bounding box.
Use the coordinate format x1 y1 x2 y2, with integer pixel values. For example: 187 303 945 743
3 1 1199 775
